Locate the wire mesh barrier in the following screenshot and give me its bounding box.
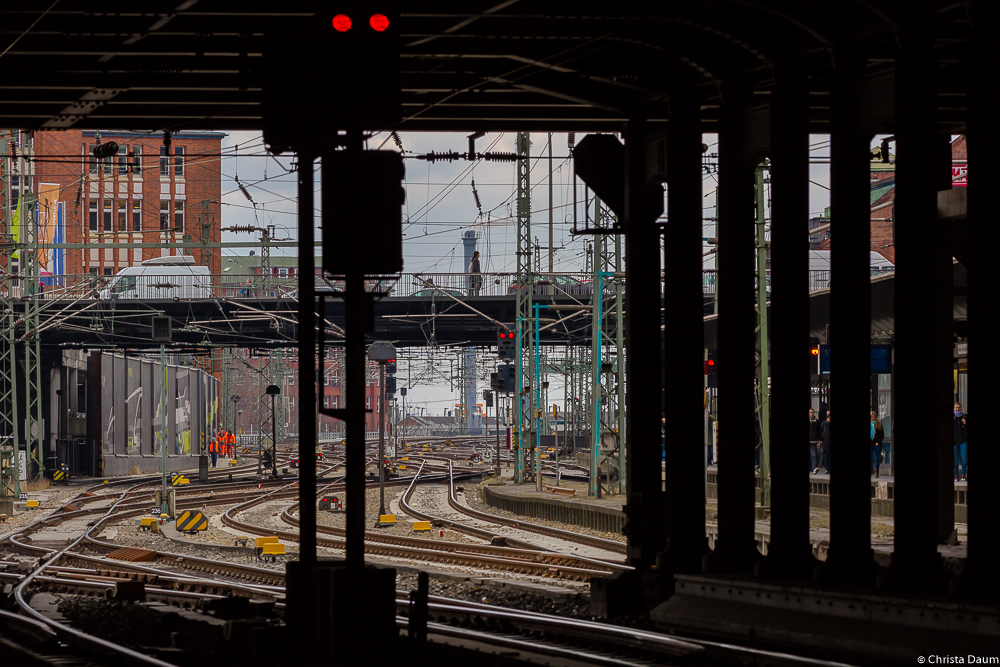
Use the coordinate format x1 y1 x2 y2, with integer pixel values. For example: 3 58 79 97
8 272 602 301
700 267 895 297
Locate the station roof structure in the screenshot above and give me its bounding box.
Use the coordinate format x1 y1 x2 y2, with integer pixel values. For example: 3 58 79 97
0 1 975 134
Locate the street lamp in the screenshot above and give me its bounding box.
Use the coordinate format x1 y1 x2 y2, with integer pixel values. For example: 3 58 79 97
231 395 241 452
266 385 280 478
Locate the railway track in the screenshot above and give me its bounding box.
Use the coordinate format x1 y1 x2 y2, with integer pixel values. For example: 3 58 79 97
401 456 627 557
0 437 860 667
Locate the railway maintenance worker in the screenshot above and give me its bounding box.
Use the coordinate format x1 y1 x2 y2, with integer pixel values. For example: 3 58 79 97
217 430 228 461
228 431 236 458
209 436 218 468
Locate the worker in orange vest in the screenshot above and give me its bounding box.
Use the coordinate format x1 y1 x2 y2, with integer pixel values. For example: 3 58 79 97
227 431 236 458
217 431 227 461
208 437 218 468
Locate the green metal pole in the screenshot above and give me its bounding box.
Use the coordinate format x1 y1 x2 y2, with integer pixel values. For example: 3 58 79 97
591 273 610 498
160 343 168 514
533 304 546 491
755 164 772 508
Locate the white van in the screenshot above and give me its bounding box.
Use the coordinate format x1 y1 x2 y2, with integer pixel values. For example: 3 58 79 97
99 256 213 300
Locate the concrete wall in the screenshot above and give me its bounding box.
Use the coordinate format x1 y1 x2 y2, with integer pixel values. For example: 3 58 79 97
93 352 218 477
481 485 625 534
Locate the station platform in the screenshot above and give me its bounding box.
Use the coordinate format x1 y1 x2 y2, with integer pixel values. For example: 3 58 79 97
483 467 970 564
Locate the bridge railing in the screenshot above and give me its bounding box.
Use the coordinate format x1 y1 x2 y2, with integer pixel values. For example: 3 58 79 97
701 266 895 297
23 272 603 301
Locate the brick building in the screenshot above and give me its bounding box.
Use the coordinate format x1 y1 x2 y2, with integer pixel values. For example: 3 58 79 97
29 130 224 281
813 135 967 264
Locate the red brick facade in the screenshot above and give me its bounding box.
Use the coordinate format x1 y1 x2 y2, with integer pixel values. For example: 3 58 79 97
30 130 223 281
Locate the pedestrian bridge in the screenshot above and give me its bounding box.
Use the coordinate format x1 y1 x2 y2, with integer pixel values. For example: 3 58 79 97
14 267 922 350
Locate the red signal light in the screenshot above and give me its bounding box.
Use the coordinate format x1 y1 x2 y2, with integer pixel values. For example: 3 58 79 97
811 348 819 356
370 13 390 32
332 14 352 32
707 359 715 366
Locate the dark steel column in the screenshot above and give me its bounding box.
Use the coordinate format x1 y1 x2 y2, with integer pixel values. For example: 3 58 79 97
759 71 815 579
702 83 760 575
816 56 878 586
344 268 368 569
592 120 668 616
658 95 709 574
297 152 317 567
623 118 667 569
882 24 947 594
960 35 1000 598
933 132 956 545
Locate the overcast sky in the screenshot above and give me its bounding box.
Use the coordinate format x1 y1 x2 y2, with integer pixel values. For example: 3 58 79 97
216 130 840 418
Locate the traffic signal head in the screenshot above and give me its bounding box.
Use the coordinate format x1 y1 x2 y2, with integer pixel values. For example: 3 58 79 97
497 327 516 359
386 360 397 374
503 363 517 388
384 376 396 395
262 3 400 151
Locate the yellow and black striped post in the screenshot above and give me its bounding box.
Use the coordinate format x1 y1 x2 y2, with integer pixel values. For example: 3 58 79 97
176 510 208 532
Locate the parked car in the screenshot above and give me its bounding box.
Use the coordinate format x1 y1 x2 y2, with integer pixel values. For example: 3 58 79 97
99 255 212 300
508 275 592 297
411 288 465 298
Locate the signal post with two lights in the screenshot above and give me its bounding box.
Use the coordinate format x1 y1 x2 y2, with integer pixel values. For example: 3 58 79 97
261 3 404 657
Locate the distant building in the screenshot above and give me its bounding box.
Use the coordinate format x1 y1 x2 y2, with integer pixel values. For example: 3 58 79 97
815 135 967 265
27 129 224 280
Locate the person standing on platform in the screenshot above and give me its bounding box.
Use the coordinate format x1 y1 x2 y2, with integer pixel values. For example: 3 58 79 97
954 402 968 482
228 431 236 458
820 411 831 474
870 411 885 479
468 250 482 296
809 408 822 474
209 437 218 468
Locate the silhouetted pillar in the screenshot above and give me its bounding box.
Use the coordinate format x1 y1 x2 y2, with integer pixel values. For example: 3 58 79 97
933 131 956 545
593 118 667 616
882 23 947 594
703 82 760 575
816 55 878 586
956 31 1000 598
622 117 668 569
658 95 709 575
758 70 815 579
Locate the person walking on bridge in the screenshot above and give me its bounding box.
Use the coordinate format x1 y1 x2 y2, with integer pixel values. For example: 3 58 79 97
468 250 482 296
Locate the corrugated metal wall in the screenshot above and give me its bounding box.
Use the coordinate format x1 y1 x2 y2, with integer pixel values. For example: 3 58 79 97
97 353 218 476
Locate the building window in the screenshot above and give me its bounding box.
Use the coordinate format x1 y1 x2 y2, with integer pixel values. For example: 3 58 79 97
174 200 184 231
89 200 98 231
117 200 127 232
332 396 338 410
160 146 169 176
323 395 330 408
89 267 98 276
324 373 331 387
366 396 371 410
103 268 113 276
131 145 142 175
87 145 98 174
160 200 170 230
174 146 185 176
103 200 112 232
118 145 129 174
132 200 141 231
287 373 294 386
